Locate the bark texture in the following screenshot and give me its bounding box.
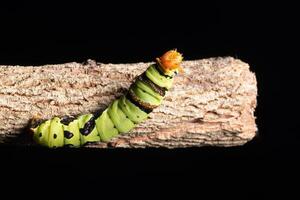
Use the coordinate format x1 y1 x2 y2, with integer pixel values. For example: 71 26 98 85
0 57 257 148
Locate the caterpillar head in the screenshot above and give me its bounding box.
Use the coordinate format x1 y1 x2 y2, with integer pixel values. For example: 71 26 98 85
156 49 183 76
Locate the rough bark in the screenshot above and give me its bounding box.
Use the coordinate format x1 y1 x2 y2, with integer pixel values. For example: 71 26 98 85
0 57 257 148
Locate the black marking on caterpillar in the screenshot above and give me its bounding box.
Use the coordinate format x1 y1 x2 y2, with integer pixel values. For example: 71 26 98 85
61 116 76 125
79 115 96 136
64 130 74 139
154 63 173 79
30 118 47 129
140 73 167 96
125 92 153 114
64 144 74 148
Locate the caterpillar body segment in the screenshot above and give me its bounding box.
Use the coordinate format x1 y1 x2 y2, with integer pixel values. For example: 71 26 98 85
145 64 174 89
30 50 183 148
62 119 81 147
107 99 135 133
78 114 100 145
118 95 148 124
95 109 119 142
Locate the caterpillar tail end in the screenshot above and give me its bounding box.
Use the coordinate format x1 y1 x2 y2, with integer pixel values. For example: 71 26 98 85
28 114 44 135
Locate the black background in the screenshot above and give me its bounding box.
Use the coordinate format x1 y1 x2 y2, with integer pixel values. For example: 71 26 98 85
0 1 298 199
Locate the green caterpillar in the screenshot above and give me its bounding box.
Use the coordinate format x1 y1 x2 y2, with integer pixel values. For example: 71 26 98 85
30 50 184 148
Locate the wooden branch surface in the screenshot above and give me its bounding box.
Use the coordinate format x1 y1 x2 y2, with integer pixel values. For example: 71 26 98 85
0 57 257 148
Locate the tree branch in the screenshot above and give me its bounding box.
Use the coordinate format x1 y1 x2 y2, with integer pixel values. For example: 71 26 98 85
0 57 257 148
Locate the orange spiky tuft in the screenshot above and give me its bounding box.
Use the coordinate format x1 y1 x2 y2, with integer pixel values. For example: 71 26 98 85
156 49 184 73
